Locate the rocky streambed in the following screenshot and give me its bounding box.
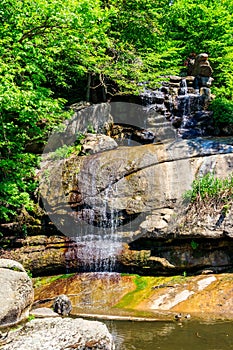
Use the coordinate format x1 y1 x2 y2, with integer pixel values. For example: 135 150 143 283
33 272 233 322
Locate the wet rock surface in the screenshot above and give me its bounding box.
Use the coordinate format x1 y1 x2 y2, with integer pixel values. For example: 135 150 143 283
33 272 233 321
39 138 233 230
1 138 233 275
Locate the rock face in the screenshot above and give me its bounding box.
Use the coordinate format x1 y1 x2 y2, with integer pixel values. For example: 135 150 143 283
2 138 233 276
33 272 233 321
80 133 118 154
0 317 114 350
40 138 233 234
0 259 34 327
44 103 113 152
22 136 231 274
192 53 213 77
1 76 233 275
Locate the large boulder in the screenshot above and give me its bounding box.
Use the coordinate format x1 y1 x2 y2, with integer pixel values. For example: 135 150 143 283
0 317 114 350
0 259 34 327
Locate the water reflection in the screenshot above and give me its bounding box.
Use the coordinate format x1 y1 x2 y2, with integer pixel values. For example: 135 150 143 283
104 320 233 350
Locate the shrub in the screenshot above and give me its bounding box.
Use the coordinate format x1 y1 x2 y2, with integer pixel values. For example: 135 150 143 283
210 98 233 126
184 172 233 204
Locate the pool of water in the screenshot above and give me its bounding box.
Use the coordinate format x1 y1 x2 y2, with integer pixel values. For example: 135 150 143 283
104 320 233 350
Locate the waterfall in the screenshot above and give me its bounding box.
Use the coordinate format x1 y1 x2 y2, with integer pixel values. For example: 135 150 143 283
139 88 176 142
65 180 124 273
41 76 214 275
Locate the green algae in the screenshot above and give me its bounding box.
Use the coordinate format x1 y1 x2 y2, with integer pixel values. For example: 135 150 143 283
33 273 75 288
114 274 189 310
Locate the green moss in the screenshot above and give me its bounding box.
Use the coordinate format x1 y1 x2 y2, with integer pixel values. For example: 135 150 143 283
33 273 75 288
115 274 190 310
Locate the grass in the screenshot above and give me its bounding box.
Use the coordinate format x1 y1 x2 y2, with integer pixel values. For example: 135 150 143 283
183 172 233 210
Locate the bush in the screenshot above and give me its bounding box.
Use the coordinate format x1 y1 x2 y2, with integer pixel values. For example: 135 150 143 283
210 98 233 126
184 172 233 204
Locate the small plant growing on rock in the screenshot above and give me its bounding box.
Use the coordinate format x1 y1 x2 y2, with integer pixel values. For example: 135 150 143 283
26 270 33 278
182 172 233 229
190 240 199 250
184 172 233 206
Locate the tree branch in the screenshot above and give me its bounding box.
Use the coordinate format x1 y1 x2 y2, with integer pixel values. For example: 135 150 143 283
18 23 66 44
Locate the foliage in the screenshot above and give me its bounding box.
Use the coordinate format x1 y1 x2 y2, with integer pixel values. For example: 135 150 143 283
0 154 38 221
210 98 233 126
27 315 35 321
184 172 233 205
50 145 78 160
26 269 33 278
0 0 108 222
49 131 89 160
190 240 199 250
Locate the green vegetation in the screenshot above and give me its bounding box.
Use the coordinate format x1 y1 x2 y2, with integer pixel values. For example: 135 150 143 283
0 0 233 224
27 315 35 322
50 144 80 160
190 240 199 250
33 273 75 288
184 172 233 205
115 275 155 309
115 274 188 310
210 98 233 126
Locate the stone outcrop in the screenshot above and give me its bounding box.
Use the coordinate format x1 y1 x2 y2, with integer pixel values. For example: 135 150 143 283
30 307 60 318
0 317 114 350
2 136 233 275
191 53 213 77
0 259 34 327
53 294 72 316
0 236 71 276
80 133 118 154
44 102 113 152
1 73 233 275
40 138 233 235
141 75 215 139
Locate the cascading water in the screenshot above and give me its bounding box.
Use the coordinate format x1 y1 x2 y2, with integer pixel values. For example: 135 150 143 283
65 180 124 273
139 86 176 142
41 74 214 276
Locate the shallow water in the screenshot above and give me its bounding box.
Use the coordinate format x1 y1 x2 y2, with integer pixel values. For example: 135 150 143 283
104 320 233 350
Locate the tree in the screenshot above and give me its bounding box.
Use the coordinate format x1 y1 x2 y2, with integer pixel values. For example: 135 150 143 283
0 0 111 221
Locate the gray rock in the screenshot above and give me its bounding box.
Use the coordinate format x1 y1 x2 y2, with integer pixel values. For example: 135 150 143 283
53 294 72 316
31 307 60 318
0 317 114 350
81 133 118 154
0 259 34 327
44 103 113 151
0 258 26 272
